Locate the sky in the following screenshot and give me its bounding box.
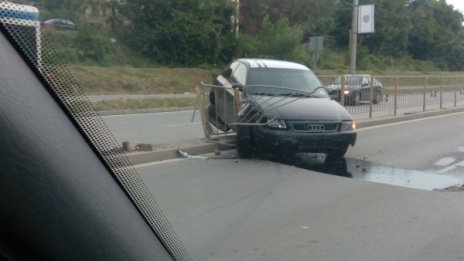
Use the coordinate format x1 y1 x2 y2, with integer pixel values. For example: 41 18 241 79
447 0 464 14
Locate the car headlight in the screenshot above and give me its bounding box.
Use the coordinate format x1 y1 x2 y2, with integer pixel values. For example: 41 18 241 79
343 90 350 95
341 121 356 131
267 119 287 129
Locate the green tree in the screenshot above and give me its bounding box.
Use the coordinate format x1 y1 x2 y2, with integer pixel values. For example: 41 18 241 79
121 0 236 65
42 0 83 19
237 16 312 64
408 0 464 69
360 0 410 57
240 0 337 39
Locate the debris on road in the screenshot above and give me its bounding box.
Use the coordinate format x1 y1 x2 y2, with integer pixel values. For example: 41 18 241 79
177 149 208 160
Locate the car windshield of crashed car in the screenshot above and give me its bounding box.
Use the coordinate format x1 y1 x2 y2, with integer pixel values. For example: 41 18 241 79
246 68 328 97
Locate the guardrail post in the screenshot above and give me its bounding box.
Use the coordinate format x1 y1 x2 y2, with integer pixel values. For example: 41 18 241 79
369 75 374 119
197 85 211 139
234 87 241 115
423 77 427 112
341 75 346 106
394 76 398 116
454 77 457 107
440 76 443 109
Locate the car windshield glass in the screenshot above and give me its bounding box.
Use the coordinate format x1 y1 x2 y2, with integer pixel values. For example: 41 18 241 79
245 85 329 98
345 75 364 84
247 68 323 93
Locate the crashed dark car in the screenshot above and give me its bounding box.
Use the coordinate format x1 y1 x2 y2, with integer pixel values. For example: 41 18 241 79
327 74 383 105
208 58 357 158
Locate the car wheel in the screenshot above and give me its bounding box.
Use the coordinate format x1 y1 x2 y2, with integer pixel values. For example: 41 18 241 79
348 92 360 106
237 126 253 158
373 91 381 104
326 145 349 159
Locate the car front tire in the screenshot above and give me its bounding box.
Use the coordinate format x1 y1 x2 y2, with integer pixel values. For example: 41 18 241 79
237 126 253 158
326 145 349 159
373 90 381 104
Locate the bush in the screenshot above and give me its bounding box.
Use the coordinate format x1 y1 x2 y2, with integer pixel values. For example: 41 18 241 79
75 25 110 63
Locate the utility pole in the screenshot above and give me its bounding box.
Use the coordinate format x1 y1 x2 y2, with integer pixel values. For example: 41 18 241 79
349 0 359 74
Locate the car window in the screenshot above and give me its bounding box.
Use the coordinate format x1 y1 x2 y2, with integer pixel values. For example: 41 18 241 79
247 68 323 92
345 75 363 85
232 63 247 84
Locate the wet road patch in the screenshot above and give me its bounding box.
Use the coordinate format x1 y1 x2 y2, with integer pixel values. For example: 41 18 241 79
269 153 464 191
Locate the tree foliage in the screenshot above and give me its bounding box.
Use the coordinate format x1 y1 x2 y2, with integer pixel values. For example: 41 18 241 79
237 16 311 64
120 0 236 66
37 0 464 70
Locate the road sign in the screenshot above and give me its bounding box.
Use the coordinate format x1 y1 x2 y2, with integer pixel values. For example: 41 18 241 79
358 4 375 34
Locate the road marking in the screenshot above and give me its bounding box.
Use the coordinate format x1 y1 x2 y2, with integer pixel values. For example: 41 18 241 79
458 146 464 153
133 158 185 169
166 122 201 128
434 157 456 167
437 160 464 174
357 111 464 132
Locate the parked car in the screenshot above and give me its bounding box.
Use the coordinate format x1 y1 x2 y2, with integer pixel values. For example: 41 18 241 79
327 74 383 105
208 58 357 158
42 19 77 30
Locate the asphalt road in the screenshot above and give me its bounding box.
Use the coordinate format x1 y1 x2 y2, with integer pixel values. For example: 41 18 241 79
102 110 203 145
134 112 464 261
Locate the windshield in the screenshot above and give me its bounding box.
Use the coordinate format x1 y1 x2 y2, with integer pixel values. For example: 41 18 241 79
2 0 464 261
247 68 323 93
332 75 364 85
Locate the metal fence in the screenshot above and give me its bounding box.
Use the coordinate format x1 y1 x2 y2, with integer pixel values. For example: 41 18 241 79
196 75 464 140
319 75 464 120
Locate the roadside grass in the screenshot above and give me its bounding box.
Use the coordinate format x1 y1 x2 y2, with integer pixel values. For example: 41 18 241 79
70 66 219 95
92 97 197 111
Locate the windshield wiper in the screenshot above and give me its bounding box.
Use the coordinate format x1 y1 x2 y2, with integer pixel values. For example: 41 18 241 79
278 92 313 98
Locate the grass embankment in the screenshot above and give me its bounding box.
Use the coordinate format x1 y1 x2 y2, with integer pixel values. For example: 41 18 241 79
69 66 218 95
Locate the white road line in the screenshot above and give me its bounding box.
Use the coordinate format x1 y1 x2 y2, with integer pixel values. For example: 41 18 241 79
434 157 456 167
134 158 185 169
458 146 464 153
357 111 464 131
438 160 464 174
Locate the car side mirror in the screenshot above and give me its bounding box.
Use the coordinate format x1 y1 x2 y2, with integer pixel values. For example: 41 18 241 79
231 83 244 91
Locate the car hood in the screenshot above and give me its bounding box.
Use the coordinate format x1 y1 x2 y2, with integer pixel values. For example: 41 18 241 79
250 96 352 121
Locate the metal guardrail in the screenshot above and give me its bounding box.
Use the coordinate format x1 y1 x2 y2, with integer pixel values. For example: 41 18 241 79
196 75 464 140
319 75 464 119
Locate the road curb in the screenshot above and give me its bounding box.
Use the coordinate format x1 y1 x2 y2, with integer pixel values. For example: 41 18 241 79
98 106 194 116
356 107 464 128
125 142 234 165
123 107 464 165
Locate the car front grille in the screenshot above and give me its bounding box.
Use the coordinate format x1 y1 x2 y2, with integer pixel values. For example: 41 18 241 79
290 122 339 133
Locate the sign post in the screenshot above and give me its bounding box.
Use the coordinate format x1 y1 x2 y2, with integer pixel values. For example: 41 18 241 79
309 36 324 71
